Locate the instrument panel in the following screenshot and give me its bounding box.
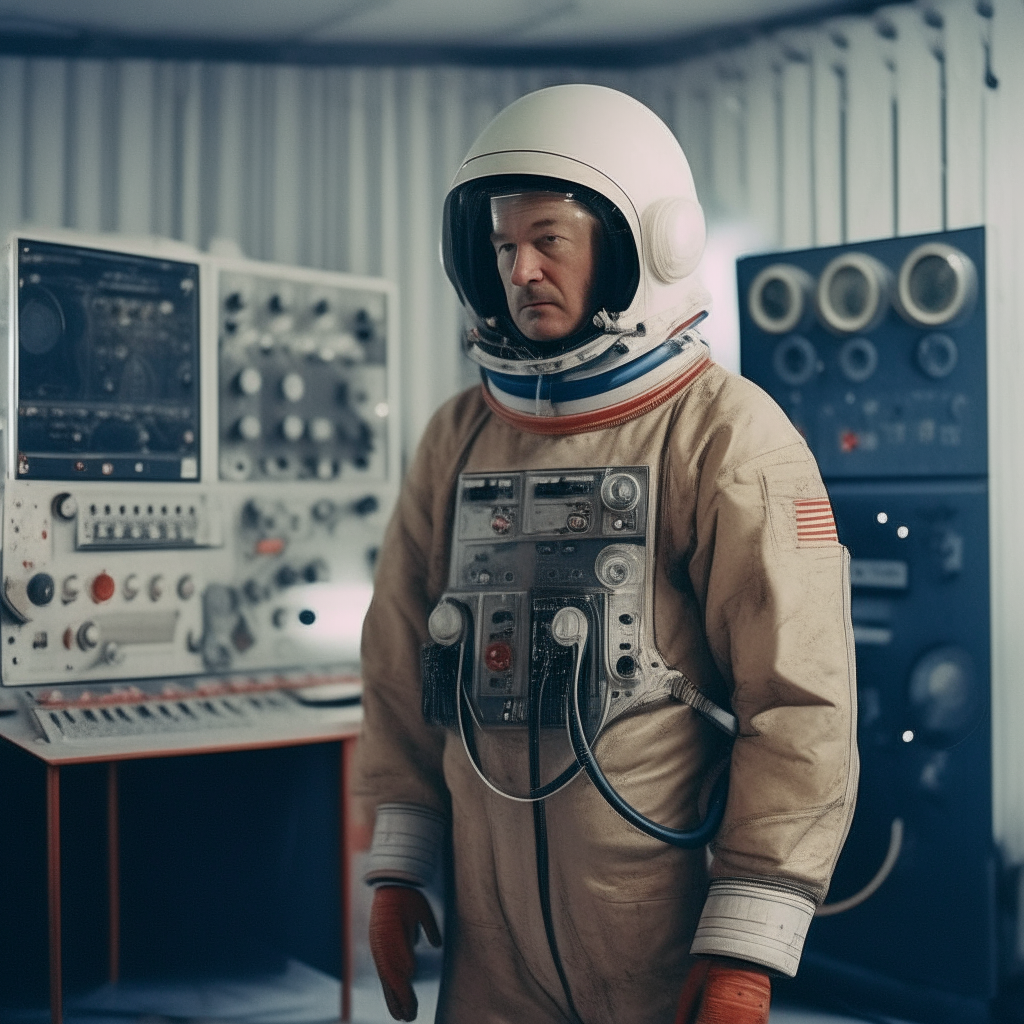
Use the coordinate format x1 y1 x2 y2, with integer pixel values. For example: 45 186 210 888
0 230 399 692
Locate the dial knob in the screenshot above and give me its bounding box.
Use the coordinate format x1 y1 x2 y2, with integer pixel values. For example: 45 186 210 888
61 575 79 604
77 621 100 650
27 573 55 606
276 565 299 588
601 473 641 513
149 575 164 601
302 559 330 583
311 499 335 521
53 493 78 520
237 415 262 441
281 372 306 402
224 291 245 312
353 495 379 517
428 602 464 646
177 575 196 600
91 573 116 603
236 366 263 396
101 641 122 665
281 415 304 442
123 574 140 600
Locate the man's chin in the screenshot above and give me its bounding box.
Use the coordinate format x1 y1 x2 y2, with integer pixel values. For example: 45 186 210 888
515 310 576 344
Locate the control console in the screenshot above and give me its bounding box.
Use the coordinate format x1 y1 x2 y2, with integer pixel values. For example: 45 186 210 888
0 231 399 691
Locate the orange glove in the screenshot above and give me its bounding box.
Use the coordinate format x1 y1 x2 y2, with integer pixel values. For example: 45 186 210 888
368 884 442 1021
675 962 771 1024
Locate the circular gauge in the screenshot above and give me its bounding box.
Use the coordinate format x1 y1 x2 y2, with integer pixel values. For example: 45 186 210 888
908 645 981 747
601 473 641 513
19 285 66 356
594 546 641 590
838 337 879 383
896 243 977 327
817 253 891 334
916 333 959 379
748 264 815 334
772 336 818 387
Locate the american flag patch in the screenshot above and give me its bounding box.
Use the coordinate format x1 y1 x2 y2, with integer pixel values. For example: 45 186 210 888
794 498 838 546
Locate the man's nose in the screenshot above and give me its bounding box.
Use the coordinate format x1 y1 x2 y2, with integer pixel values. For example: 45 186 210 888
510 246 544 286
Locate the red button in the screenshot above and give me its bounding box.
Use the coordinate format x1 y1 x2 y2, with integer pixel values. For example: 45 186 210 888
840 430 859 453
484 641 513 673
91 572 116 603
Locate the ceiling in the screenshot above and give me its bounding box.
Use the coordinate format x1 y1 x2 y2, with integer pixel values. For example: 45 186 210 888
0 0 887 62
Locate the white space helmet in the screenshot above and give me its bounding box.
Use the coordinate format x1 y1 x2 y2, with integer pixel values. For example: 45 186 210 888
442 84 711 377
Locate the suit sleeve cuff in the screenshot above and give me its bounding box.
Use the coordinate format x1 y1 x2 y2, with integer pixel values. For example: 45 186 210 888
690 878 816 977
363 802 445 888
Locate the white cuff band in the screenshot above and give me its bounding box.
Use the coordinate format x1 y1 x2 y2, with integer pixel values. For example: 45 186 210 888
690 879 816 977
364 802 445 888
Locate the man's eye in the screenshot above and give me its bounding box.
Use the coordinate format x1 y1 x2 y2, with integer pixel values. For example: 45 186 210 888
497 243 515 255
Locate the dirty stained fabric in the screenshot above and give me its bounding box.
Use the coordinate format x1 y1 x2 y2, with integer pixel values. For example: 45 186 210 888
354 359 858 1024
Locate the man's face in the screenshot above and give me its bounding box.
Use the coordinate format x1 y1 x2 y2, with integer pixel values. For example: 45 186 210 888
489 192 599 343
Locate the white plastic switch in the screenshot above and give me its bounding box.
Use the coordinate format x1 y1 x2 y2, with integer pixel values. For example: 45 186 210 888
237 366 263 396
178 575 196 600
237 415 262 441
281 415 304 442
61 575 80 604
149 575 164 601
308 417 334 443
281 372 306 403
123 574 140 600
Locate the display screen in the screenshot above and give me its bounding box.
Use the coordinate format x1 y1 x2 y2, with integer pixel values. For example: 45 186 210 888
16 239 200 481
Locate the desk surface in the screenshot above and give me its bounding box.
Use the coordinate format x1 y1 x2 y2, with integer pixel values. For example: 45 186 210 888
0 688 362 765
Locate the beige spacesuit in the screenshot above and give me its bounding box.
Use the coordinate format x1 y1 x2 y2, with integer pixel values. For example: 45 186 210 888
354 85 858 1024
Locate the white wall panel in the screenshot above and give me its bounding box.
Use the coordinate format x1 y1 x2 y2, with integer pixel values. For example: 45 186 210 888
809 33 844 246
943 0 986 229
981 0 1024 864
24 60 66 229
65 61 105 234
839 18 896 241
888 5 944 235
779 43 815 249
741 41 782 247
117 62 156 235
0 59 25 234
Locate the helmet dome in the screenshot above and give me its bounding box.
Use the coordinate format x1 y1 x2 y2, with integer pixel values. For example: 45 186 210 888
442 84 711 376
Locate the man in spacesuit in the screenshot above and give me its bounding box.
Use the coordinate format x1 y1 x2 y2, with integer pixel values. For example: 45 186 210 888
354 85 857 1024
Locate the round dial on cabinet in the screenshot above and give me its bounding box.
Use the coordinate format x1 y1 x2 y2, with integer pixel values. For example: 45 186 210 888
123 574 140 600
149 575 164 601
816 253 892 335
747 263 815 335
896 243 978 327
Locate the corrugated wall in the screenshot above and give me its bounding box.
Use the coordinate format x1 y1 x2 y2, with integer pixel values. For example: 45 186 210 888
2 0 1023 862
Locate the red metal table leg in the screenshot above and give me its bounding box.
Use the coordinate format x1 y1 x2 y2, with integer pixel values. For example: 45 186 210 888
108 762 120 984
46 764 62 1024
341 739 354 1022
